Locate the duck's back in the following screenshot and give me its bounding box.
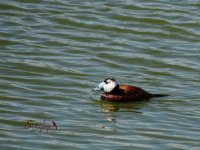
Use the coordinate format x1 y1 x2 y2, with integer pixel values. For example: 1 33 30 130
119 84 152 97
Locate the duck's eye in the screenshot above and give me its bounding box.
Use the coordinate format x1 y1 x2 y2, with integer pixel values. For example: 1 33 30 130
104 80 110 84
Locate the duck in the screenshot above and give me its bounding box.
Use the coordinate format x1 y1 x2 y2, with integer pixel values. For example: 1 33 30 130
92 78 168 102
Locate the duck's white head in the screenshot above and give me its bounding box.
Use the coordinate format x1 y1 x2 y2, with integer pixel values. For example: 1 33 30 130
93 78 118 93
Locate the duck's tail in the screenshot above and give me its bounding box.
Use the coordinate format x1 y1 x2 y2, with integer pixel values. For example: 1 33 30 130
152 94 169 97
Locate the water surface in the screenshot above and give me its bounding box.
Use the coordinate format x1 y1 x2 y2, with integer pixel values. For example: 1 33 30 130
0 0 200 150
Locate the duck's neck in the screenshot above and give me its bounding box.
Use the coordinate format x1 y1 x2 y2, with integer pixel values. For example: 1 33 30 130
108 85 124 95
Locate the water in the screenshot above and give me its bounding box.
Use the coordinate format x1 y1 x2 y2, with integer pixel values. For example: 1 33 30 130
0 0 200 149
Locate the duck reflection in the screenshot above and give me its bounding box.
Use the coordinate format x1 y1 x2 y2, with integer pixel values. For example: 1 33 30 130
100 100 146 113
99 100 146 125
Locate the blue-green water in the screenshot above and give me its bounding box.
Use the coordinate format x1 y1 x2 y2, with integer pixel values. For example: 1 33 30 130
0 0 200 149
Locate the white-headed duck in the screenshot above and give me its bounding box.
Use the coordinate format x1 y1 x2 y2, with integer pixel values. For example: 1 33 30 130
93 78 168 102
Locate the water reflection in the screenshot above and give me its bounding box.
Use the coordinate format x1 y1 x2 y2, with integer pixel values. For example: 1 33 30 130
100 100 146 113
98 101 146 129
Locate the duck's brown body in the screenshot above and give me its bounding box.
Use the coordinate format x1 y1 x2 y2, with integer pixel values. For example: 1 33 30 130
101 84 161 102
